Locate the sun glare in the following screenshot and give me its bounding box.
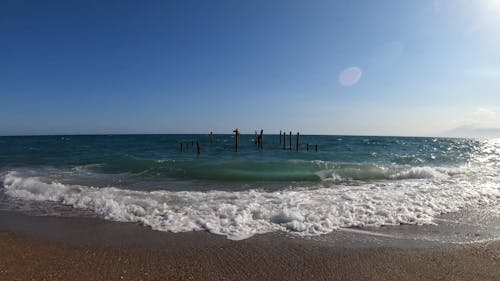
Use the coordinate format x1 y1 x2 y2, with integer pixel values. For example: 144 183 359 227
488 0 500 8
480 0 500 24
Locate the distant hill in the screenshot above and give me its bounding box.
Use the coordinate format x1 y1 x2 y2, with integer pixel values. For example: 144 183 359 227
443 126 500 138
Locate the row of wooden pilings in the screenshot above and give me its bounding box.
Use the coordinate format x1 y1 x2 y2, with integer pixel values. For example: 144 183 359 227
180 130 318 155
277 130 318 152
179 140 201 154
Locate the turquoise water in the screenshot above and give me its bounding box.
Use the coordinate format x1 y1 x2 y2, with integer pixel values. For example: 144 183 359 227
1 134 500 240
0 134 481 183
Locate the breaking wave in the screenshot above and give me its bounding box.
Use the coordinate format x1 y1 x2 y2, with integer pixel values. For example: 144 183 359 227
3 169 499 240
79 159 458 182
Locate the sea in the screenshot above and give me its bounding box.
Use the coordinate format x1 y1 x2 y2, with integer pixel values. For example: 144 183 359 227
1 134 500 241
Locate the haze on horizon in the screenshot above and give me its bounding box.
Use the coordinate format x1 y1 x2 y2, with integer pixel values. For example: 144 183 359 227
1 0 500 137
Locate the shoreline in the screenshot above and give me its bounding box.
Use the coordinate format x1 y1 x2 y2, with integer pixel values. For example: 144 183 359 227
1 211 500 280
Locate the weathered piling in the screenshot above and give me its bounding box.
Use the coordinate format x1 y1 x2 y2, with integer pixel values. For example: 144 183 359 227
279 130 282 145
180 143 183 152
209 132 214 144
289 131 292 150
256 130 263 148
283 130 286 150
306 143 309 151
191 140 194 147
315 144 318 152
233 129 240 152
296 132 300 151
259 130 263 149
196 141 201 155
237 131 240 150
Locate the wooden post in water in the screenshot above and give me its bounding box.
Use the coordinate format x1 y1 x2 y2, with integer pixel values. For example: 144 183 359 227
191 140 194 147
306 143 309 151
237 131 240 150
289 131 292 150
283 130 286 150
259 130 263 149
296 132 300 151
180 143 183 152
233 129 239 152
196 141 201 155
209 132 214 145
315 144 318 152
279 130 282 145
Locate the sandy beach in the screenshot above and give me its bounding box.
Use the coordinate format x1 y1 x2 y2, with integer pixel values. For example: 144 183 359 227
1 211 500 281
3 0 500 280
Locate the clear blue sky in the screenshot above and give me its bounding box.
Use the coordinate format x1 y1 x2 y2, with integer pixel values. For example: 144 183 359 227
1 0 499 136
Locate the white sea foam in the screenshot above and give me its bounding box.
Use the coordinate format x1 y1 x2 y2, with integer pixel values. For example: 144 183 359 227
390 166 449 180
3 170 500 240
322 164 454 181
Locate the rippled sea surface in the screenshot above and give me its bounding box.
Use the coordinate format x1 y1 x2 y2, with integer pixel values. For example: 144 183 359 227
2 134 500 240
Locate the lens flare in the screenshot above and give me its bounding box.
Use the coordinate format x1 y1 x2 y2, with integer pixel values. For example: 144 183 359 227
339 67 362 87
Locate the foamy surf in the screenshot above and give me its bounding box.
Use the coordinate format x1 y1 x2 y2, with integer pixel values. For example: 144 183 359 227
3 169 500 240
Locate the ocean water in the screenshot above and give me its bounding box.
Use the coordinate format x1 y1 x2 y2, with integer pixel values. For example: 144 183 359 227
1 134 500 240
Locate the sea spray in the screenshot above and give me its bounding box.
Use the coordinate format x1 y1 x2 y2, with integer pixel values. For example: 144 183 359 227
4 168 500 240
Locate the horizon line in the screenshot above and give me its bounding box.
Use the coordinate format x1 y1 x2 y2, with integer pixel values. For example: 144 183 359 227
0 132 476 139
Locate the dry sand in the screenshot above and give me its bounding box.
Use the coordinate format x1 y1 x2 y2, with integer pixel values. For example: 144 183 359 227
1 211 500 281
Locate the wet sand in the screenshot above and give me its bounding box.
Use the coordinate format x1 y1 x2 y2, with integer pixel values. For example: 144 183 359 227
1 211 500 281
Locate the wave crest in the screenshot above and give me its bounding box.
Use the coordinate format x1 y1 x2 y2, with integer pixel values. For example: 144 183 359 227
80 158 460 182
3 170 499 240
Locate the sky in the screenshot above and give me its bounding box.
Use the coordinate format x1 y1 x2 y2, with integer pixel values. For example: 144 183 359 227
1 0 500 136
